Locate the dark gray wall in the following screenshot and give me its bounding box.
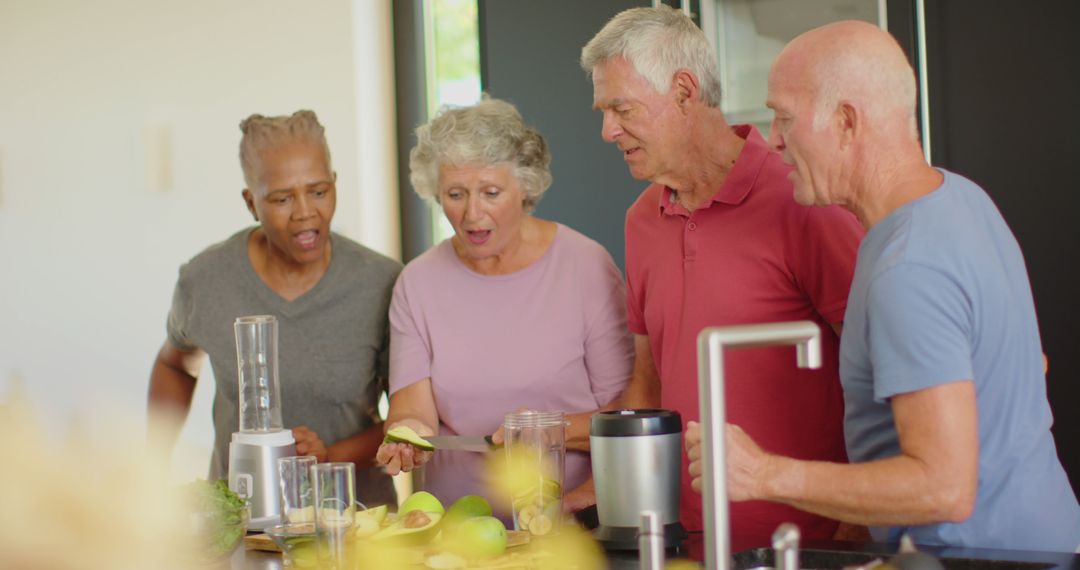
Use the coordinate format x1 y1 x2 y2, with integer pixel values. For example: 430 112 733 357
478 0 648 270
923 0 1080 492
392 0 434 263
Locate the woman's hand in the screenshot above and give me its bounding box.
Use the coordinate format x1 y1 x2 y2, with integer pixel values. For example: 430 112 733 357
292 425 328 462
375 441 433 475
489 406 530 445
378 380 439 475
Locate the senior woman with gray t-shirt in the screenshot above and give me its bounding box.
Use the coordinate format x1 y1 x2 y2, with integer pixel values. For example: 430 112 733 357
375 98 633 517
148 110 402 506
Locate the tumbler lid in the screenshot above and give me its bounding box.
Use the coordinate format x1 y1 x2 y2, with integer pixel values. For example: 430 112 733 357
590 409 682 437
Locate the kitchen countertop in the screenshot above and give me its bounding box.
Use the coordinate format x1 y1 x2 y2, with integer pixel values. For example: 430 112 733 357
223 533 1080 570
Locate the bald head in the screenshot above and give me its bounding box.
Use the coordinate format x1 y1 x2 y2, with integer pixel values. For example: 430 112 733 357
774 20 917 136
765 20 927 213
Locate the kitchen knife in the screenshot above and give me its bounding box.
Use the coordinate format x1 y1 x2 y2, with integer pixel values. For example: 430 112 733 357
425 435 499 453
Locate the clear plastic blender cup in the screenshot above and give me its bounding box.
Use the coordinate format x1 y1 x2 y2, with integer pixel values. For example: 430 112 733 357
234 315 284 433
503 410 566 536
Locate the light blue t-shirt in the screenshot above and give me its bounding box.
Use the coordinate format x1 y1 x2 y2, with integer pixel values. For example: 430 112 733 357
840 169 1080 552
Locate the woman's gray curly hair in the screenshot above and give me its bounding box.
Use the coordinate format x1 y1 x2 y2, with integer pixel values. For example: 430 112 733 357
409 97 552 213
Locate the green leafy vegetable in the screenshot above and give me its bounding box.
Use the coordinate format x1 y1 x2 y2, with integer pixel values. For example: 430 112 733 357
185 479 249 560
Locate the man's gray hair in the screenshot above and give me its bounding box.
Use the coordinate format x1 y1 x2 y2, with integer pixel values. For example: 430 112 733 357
581 5 723 108
409 97 552 213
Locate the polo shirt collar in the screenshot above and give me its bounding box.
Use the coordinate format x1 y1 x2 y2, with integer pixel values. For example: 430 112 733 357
658 124 770 215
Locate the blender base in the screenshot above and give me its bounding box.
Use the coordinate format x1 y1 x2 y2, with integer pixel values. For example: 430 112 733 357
228 431 296 530
593 521 687 551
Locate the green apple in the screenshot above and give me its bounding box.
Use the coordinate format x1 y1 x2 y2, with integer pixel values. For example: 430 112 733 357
399 491 445 515
449 516 507 560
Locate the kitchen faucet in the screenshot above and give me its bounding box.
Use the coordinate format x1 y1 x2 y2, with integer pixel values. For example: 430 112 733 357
696 321 822 570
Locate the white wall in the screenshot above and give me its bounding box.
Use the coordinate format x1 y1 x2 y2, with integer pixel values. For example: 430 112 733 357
0 0 400 481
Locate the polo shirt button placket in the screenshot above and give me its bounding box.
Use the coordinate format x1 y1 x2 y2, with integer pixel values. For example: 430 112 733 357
684 219 697 262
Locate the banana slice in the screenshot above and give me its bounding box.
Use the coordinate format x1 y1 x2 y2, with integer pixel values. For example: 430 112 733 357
527 514 553 536
516 504 539 528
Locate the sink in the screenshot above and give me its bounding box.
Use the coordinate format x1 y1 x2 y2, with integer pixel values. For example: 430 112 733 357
732 547 1058 570
733 547 876 569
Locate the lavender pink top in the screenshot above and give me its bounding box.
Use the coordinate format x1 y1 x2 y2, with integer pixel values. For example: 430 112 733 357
389 223 634 512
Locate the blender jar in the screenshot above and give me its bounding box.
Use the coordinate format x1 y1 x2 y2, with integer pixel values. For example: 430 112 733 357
234 315 284 433
503 410 566 535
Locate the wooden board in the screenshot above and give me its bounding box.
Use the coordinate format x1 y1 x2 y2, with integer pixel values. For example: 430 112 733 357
243 533 280 552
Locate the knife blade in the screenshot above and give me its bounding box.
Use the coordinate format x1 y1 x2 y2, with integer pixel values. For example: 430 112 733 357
425 435 499 453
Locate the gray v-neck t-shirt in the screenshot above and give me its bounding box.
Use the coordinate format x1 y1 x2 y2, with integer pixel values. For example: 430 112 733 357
167 227 402 505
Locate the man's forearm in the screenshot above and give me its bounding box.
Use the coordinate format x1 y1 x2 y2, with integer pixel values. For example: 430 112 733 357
328 421 387 465
743 382 978 527
566 402 623 451
764 454 972 527
566 367 660 450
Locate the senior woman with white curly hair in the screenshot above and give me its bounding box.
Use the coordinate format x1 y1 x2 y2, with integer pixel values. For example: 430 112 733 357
375 97 633 518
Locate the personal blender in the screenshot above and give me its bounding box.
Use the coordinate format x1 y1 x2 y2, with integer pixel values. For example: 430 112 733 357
228 315 296 530
590 409 687 550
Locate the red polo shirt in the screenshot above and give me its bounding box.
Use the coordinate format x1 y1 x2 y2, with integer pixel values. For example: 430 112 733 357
624 125 864 546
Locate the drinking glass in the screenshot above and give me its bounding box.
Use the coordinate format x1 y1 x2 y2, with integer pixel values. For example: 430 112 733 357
278 455 317 525
311 462 356 569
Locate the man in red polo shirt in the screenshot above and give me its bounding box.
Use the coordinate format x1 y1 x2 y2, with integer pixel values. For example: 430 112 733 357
580 6 864 546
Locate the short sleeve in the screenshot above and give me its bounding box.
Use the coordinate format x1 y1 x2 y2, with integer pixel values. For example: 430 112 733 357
792 205 864 324
165 266 197 350
387 272 433 395
866 263 974 402
581 251 635 406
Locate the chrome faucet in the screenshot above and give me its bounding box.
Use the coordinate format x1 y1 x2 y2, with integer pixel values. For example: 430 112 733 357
696 321 822 570
773 522 800 570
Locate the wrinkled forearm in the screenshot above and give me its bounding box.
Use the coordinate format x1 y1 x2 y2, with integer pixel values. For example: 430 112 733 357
764 454 975 527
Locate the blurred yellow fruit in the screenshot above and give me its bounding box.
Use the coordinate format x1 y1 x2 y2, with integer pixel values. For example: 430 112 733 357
425 552 467 569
